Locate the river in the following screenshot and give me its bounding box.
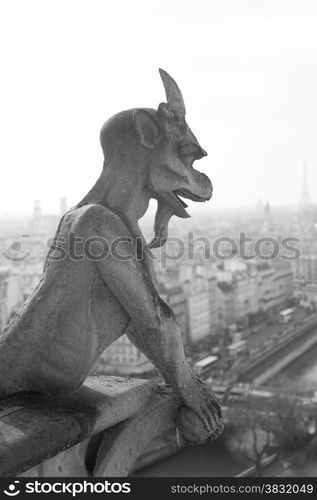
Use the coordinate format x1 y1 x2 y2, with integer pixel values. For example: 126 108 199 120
134 433 246 477
136 337 317 476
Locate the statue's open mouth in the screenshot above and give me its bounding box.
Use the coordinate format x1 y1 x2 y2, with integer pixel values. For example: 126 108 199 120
172 189 208 208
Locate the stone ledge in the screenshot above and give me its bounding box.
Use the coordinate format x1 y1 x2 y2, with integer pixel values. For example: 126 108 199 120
0 375 180 477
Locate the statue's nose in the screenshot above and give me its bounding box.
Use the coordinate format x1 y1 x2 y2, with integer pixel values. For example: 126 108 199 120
196 146 208 160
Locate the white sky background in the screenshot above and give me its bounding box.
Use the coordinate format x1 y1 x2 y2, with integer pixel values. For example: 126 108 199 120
0 0 317 216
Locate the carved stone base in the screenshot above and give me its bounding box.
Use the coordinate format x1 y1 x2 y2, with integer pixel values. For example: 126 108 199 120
0 375 181 477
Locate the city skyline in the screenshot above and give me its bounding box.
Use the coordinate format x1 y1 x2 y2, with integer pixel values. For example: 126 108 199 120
0 167 313 218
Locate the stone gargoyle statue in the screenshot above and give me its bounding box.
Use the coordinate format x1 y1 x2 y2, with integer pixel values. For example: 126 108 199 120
0 69 223 444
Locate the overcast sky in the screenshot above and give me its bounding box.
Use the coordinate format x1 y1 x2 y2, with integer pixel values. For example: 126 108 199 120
1 0 317 216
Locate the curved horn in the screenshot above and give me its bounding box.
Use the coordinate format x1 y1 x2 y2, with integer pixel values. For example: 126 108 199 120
159 68 186 117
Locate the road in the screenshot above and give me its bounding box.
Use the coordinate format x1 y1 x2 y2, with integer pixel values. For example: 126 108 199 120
245 308 308 351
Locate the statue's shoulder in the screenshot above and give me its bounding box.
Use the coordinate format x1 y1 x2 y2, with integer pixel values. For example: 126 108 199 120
64 204 129 237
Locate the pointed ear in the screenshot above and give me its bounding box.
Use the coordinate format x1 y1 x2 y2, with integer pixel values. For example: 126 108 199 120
133 110 161 150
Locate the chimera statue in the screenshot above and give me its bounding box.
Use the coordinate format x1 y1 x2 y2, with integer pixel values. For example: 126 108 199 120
0 69 223 444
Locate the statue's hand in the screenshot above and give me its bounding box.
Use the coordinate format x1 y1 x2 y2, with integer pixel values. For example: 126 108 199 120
176 377 224 444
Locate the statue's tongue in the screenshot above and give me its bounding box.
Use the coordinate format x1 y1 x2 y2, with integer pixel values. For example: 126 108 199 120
148 200 175 249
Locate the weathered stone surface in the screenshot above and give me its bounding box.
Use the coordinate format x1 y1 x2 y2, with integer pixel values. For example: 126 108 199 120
19 442 89 477
0 69 223 445
93 393 179 476
0 376 164 476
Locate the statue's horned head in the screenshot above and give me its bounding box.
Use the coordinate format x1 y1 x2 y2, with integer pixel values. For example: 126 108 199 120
100 69 213 248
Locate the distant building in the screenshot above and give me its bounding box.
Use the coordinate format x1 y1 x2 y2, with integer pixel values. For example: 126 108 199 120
60 196 68 215
28 199 60 238
232 270 258 319
215 258 294 327
159 281 187 338
216 260 258 325
293 239 317 285
261 200 274 234
252 259 293 312
183 275 211 343
255 197 264 213
29 200 42 234
5 271 23 319
271 259 294 308
207 269 218 337
178 261 195 282
254 261 275 311
95 335 154 376
97 277 188 375
216 282 236 329
297 163 315 233
303 283 317 306
0 268 9 331
0 265 42 330
194 263 220 336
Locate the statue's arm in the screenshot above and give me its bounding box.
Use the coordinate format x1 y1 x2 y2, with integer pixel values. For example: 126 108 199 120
84 206 222 441
87 210 193 391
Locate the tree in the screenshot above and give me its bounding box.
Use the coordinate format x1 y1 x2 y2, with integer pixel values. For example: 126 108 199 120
228 404 275 476
268 394 309 452
227 390 310 476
